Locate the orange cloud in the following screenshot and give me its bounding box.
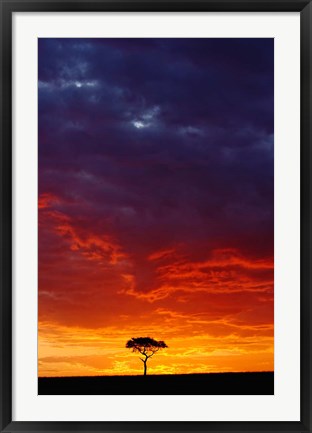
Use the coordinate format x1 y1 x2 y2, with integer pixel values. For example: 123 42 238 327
39 320 273 377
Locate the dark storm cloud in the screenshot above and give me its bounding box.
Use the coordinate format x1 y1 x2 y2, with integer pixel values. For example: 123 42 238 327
39 38 273 130
38 37 273 267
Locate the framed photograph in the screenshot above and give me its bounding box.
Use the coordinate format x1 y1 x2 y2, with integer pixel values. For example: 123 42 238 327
1 1 311 432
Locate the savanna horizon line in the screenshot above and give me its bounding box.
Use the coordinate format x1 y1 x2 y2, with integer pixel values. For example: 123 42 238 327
39 370 274 378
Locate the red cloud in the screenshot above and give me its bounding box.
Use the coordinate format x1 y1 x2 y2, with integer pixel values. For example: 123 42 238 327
38 192 60 209
39 194 126 265
120 247 273 302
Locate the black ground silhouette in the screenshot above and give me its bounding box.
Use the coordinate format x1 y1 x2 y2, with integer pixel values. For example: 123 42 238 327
38 371 273 395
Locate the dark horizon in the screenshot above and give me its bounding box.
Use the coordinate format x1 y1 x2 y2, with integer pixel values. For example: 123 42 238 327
38 372 274 395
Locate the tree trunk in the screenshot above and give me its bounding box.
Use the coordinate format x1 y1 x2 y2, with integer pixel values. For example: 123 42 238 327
143 360 147 376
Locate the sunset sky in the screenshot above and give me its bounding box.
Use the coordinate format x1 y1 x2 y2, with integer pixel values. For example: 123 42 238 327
38 38 274 377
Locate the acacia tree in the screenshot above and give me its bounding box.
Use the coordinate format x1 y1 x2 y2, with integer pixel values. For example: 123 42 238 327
126 337 168 376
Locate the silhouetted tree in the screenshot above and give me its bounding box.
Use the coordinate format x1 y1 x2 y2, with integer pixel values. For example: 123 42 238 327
126 337 168 376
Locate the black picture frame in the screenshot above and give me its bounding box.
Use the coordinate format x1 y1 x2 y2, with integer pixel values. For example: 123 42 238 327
1 0 311 432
